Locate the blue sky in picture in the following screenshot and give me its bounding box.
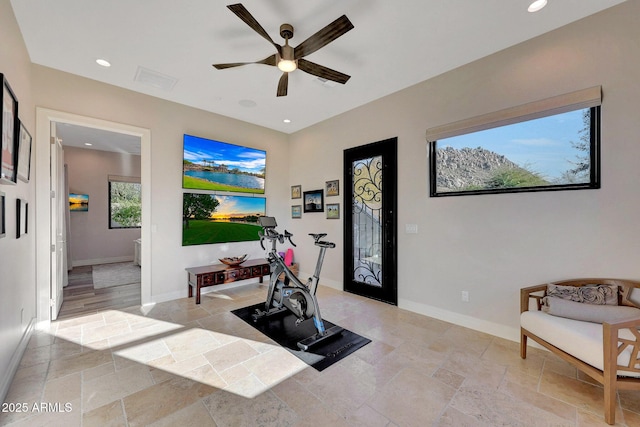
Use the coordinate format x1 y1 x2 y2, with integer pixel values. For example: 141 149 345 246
211 195 266 219
183 134 266 174
438 108 588 180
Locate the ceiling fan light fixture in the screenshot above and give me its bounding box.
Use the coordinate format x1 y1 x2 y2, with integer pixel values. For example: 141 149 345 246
277 40 297 72
277 59 297 73
528 0 547 12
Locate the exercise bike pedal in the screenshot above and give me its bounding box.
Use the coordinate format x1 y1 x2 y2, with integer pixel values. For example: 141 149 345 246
297 325 344 351
252 306 287 322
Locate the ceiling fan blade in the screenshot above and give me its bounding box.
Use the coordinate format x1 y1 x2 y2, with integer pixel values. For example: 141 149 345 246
227 4 282 54
294 15 354 59
213 54 277 70
277 72 288 97
297 59 350 84
212 62 249 70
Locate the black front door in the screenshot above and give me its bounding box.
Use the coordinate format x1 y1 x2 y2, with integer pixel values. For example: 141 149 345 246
343 137 397 305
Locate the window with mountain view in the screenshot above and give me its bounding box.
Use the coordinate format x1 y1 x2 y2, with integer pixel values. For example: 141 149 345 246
429 106 600 197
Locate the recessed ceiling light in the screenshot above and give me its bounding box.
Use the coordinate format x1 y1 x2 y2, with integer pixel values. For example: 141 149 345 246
84 142 93 146
283 119 291 124
96 58 111 67
528 0 547 12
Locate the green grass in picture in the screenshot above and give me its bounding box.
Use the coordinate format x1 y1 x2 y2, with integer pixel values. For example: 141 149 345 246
182 220 262 246
182 176 265 194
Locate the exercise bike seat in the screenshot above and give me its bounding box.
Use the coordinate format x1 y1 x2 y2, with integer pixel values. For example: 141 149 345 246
309 233 327 241
315 240 336 248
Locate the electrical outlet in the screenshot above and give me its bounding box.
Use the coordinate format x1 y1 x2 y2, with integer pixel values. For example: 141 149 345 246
461 291 469 302
405 224 418 234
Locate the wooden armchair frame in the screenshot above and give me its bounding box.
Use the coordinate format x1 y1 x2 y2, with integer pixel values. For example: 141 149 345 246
520 279 640 425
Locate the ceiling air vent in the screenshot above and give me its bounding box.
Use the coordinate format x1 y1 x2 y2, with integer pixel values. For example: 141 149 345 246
134 66 178 91
315 77 337 88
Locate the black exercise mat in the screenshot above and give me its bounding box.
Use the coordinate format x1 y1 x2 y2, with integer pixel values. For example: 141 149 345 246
232 302 371 371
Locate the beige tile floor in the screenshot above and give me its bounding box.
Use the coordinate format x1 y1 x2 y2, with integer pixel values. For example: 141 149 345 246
2 283 639 426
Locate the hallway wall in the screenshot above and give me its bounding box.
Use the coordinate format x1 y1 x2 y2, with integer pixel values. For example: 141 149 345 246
0 0 37 401
65 146 142 266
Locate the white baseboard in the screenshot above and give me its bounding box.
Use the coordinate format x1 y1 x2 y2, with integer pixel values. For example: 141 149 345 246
73 256 133 267
398 298 520 343
0 317 36 403
146 272 524 346
150 278 264 305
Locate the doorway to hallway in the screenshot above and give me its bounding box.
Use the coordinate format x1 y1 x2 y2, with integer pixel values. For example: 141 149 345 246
35 108 151 326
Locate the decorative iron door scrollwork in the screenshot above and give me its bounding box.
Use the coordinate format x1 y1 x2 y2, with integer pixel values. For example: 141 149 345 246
352 155 383 287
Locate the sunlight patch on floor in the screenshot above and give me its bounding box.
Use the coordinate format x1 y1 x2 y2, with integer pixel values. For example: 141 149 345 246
51 309 308 398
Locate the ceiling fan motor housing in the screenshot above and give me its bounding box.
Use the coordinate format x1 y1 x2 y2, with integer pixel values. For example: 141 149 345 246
280 23 294 40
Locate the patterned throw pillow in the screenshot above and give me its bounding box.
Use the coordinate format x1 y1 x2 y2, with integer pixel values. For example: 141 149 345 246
541 297 640 323
546 283 619 305
622 285 640 309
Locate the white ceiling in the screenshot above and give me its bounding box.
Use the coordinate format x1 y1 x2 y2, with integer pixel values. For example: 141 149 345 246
12 0 625 141
55 122 141 155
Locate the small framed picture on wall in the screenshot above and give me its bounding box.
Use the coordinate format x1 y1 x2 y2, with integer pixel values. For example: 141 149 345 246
17 121 32 183
1 74 19 185
291 205 302 218
0 191 6 238
327 203 340 219
303 189 324 213
291 185 301 199
16 198 27 238
325 180 339 197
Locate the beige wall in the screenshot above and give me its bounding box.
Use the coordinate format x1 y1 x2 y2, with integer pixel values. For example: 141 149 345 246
0 0 36 399
31 65 291 303
288 1 640 339
65 146 142 265
2 0 640 399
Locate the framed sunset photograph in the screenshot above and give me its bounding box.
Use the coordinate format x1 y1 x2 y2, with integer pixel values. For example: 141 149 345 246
182 193 266 246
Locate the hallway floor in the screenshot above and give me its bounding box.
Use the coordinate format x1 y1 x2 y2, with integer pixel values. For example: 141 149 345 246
58 266 141 319
2 283 639 426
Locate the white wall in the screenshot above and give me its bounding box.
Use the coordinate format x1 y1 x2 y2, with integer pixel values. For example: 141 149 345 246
288 1 640 341
0 0 36 400
65 146 142 266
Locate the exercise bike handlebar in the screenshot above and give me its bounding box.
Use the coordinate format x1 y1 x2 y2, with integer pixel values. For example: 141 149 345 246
258 228 297 251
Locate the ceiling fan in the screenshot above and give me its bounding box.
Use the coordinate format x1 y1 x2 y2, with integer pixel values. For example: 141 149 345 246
212 3 354 97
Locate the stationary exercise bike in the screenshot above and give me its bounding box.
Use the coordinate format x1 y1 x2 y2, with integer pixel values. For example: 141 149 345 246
253 216 343 351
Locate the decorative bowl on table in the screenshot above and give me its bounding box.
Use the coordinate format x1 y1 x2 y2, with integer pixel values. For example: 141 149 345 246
219 254 248 266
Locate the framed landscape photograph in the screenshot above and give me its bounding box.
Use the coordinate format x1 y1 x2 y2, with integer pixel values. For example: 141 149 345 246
291 205 301 219
182 193 266 246
326 203 340 219
16 121 32 183
325 180 339 196
1 74 18 185
69 193 89 212
183 134 266 194
303 189 324 213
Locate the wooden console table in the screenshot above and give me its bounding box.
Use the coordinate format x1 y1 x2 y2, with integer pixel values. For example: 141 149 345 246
186 259 270 304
